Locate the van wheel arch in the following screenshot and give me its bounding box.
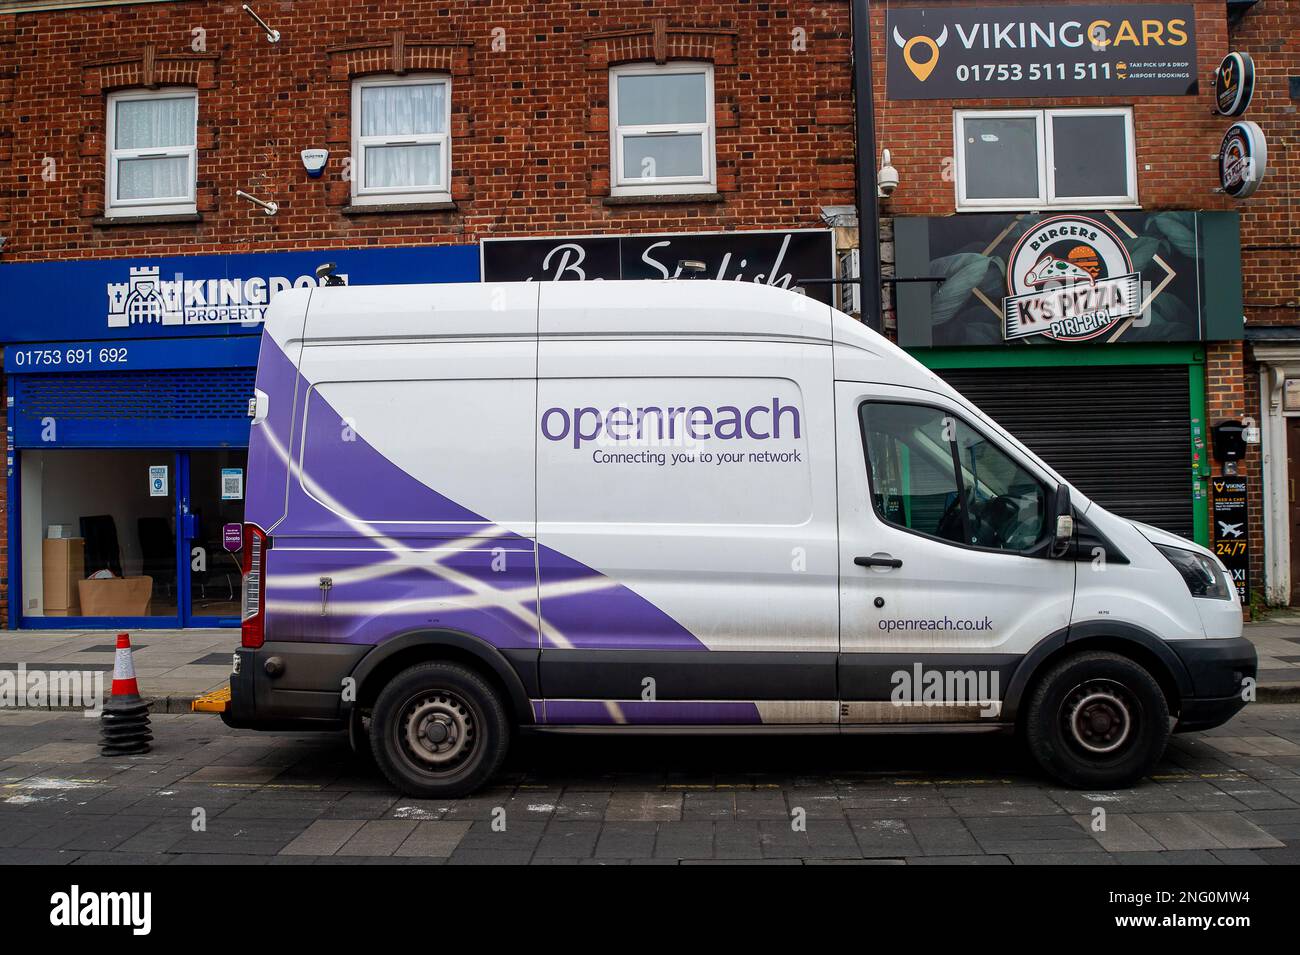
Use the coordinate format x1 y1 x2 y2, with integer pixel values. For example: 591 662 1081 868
349 630 535 725
1005 624 1191 725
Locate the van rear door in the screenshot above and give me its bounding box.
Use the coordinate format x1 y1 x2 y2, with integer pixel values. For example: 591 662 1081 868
261 284 542 652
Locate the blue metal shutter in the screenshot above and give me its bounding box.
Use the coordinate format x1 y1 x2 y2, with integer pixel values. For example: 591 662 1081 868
13 368 255 448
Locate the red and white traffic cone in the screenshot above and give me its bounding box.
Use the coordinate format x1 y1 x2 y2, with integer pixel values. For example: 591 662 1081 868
100 632 152 756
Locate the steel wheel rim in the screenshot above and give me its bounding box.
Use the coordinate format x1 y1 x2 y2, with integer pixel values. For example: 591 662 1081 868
1062 680 1135 756
397 690 478 776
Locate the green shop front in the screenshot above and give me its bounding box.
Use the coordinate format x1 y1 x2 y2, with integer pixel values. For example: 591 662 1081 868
893 210 1245 547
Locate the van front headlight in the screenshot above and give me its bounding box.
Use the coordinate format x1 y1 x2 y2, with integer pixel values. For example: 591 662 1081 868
1156 544 1231 600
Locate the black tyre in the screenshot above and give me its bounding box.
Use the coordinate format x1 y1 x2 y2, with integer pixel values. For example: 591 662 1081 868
1024 651 1170 788
369 662 510 798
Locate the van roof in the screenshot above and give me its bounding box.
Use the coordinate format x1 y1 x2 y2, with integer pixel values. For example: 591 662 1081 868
269 278 839 344
263 278 1077 503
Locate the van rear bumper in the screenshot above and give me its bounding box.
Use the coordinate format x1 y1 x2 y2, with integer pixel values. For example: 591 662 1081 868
223 642 368 731
1168 636 1257 733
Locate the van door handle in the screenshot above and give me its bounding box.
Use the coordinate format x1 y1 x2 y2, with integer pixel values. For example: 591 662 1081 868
855 555 903 569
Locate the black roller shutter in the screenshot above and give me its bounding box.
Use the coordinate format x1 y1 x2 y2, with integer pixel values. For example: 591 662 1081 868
936 364 1193 538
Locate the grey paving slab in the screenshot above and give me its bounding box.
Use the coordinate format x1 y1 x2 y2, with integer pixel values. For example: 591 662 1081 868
534 820 601 858
1130 813 1226 851
594 822 658 858
278 819 366 856
394 821 472 858
605 791 683 822
1073 813 1165 853
336 820 418 856
1179 811 1285 849
906 815 983 856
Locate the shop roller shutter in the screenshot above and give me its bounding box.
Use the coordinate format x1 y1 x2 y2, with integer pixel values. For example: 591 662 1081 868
13 368 255 448
937 365 1193 539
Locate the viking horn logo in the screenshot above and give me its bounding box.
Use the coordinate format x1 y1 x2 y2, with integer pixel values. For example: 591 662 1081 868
893 25 948 82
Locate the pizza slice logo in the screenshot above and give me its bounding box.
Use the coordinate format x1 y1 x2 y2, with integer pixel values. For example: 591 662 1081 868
1002 216 1142 342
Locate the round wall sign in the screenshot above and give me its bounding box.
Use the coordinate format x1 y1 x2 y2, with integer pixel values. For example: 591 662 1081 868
1214 51 1256 117
1219 121 1268 199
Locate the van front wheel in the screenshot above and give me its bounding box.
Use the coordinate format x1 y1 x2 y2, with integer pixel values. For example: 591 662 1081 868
370 662 510 798
1024 651 1170 789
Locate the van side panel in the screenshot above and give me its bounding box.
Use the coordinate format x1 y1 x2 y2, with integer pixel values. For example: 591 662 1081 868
534 282 841 721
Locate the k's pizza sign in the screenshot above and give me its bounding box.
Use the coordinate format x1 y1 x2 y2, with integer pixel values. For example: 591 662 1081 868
1002 216 1141 342
893 210 1243 348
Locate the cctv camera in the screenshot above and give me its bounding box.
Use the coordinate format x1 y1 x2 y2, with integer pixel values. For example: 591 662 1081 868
877 148 900 199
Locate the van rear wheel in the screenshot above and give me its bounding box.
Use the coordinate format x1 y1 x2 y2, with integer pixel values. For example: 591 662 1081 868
1024 651 1170 789
370 662 510 798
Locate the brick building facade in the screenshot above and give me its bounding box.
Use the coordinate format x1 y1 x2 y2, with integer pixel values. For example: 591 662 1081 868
868 0 1291 616
0 1 855 252
0 0 1292 629
0 0 857 628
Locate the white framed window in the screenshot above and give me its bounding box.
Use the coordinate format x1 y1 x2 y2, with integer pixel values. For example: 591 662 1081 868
610 62 715 197
105 88 198 217
954 107 1137 211
351 74 451 205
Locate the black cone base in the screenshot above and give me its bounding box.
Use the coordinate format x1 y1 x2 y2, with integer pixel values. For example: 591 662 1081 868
100 694 153 756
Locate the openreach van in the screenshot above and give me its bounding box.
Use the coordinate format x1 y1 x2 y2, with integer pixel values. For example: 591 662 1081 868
222 280 1256 797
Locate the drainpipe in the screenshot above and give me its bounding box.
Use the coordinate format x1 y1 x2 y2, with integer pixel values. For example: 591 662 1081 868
851 0 884 332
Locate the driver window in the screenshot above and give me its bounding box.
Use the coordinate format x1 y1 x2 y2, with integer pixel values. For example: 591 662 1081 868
860 403 965 544
860 402 1048 552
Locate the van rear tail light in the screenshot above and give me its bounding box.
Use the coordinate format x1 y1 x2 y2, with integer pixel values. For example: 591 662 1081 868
241 524 268 648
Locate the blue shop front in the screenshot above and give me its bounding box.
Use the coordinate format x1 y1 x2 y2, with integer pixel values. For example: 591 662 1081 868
1 245 479 629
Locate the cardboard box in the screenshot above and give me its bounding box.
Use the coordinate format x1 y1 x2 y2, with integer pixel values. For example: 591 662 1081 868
42 537 85 616
77 576 153 617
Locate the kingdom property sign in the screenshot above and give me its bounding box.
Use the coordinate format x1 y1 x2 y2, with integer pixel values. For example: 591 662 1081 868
886 4 1198 100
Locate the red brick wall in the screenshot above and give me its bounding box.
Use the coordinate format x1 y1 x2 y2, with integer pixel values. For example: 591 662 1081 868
1228 0 1299 605
0 1 855 260
1228 1 1300 329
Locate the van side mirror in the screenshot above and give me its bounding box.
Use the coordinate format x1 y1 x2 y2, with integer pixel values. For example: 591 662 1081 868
1051 483 1074 558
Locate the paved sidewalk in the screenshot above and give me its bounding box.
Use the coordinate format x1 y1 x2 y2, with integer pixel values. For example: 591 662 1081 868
1 617 1298 711
0 629 233 712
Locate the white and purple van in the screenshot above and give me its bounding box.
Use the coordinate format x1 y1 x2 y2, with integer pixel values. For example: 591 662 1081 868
223 279 1255 797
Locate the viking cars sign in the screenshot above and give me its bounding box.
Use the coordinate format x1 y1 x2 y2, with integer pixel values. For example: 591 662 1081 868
886 3 1197 100
1003 215 1141 342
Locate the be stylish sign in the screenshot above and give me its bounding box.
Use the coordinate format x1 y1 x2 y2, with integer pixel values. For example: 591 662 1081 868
480 230 835 305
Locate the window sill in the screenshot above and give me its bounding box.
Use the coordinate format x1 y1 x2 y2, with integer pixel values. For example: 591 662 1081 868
953 202 1141 214
603 192 724 207
341 200 458 216
90 213 202 226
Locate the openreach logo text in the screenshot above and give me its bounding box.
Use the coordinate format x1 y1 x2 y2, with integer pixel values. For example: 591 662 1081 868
50 886 152 936
540 398 802 449
0 664 103 716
